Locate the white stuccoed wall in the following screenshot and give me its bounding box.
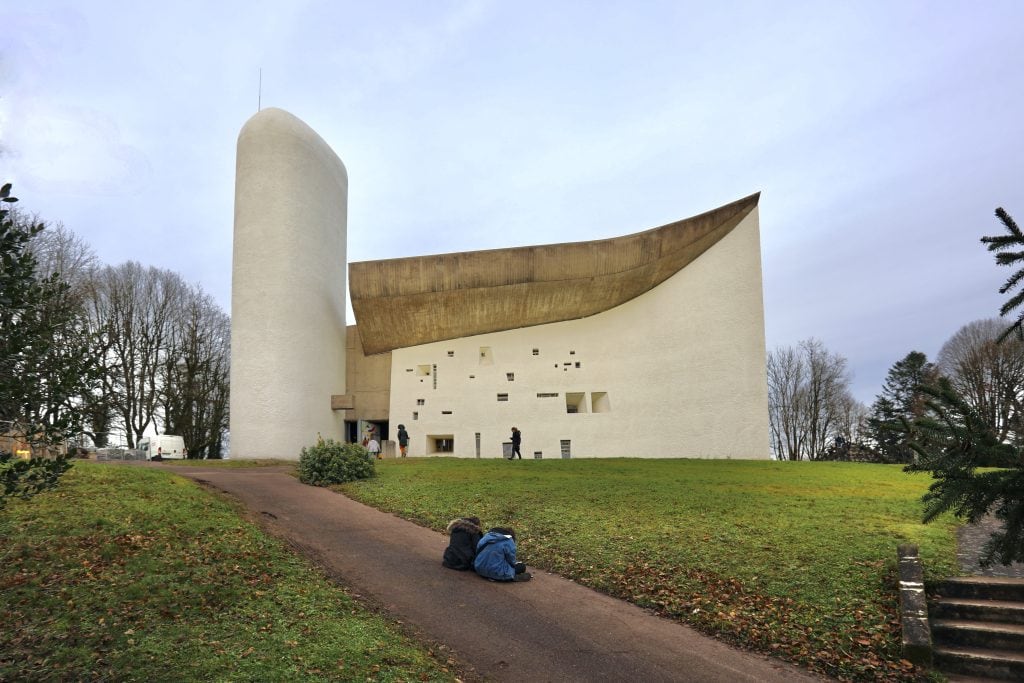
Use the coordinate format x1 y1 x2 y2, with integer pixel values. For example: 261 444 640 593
389 209 769 459
231 108 348 459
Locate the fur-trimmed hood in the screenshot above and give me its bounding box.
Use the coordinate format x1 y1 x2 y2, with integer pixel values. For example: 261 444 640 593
446 517 482 535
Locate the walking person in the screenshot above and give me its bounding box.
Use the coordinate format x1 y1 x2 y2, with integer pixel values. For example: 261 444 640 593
397 424 409 457
367 437 381 459
509 427 522 459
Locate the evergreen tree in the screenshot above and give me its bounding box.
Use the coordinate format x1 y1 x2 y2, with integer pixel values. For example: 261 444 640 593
981 207 1024 341
903 207 1024 566
905 378 1023 566
866 351 935 463
0 183 101 449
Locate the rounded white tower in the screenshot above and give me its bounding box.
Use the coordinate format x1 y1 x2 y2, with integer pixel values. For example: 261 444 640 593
230 108 348 459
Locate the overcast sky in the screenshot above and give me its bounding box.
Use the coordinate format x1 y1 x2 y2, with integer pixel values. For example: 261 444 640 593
3 1 1023 404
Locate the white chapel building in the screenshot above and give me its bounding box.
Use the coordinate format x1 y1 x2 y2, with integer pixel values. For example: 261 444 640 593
230 108 770 460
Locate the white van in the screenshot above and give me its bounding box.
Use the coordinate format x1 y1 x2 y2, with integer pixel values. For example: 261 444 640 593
138 435 186 461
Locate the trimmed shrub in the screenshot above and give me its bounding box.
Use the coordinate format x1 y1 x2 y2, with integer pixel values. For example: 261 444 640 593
298 439 375 486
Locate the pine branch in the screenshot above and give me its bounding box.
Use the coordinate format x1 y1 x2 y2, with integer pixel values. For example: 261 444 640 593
997 207 1022 238
994 250 1024 266
982 234 1024 251
999 286 1024 315
1000 267 1024 295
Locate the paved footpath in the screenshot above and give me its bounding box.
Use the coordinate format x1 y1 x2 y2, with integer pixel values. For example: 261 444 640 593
145 465 823 682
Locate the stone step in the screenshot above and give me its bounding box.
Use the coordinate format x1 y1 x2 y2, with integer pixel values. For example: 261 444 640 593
932 598 1024 625
932 619 1024 651
933 645 1024 681
938 577 1024 602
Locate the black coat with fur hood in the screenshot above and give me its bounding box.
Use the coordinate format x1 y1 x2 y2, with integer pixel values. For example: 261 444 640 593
442 517 483 570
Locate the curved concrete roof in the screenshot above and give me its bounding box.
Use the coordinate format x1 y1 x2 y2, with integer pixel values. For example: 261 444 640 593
350 192 760 355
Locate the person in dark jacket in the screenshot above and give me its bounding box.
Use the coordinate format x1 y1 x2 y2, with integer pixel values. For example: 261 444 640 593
509 427 522 459
397 424 410 457
474 527 531 581
442 516 483 570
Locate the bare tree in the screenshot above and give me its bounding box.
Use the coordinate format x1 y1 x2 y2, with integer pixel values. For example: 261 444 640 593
28 219 98 292
767 345 806 460
937 318 1024 444
158 287 230 458
767 339 855 460
90 263 186 447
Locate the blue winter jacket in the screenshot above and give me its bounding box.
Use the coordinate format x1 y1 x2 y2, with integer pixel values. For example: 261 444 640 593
473 531 517 581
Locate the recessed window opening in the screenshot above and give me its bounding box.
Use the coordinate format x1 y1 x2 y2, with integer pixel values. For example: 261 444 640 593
406 368 414 372
469 375 475 379
428 435 454 454
506 372 515 381
441 410 452 415
575 362 581 368
475 432 481 458
566 392 587 414
569 350 575 355
533 451 543 459
413 412 419 420
497 393 509 402
433 364 438 389
560 440 572 459
417 398 425 405
532 348 539 355
592 392 611 413
536 392 559 398
447 350 454 357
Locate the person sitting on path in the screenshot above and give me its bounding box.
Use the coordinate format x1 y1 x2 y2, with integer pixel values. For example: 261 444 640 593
474 527 531 581
442 516 483 570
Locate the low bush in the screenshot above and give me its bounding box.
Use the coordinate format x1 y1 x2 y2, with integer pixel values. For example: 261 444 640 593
297 438 374 485
1 450 73 511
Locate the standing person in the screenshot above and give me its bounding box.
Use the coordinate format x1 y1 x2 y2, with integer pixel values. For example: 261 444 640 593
442 516 483 570
397 424 409 458
509 427 522 459
474 527 531 581
367 437 381 459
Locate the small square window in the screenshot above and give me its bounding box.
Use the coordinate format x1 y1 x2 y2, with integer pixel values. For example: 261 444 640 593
497 393 509 402
417 399 425 405
447 350 454 357
413 412 419 420
506 372 515 381
532 348 539 355
575 362 581 368
442 410 452 415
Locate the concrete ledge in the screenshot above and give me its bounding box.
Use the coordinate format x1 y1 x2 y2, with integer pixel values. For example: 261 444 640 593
331 394 355 410
898 543 933 666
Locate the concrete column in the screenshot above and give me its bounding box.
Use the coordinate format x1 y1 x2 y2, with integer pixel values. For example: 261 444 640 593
230 108 348 459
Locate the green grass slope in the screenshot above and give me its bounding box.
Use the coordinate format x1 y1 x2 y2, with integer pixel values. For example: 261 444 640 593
340 458 958 680
0 463 457 682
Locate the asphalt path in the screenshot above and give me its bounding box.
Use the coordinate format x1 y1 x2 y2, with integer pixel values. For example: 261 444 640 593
139 464 824 682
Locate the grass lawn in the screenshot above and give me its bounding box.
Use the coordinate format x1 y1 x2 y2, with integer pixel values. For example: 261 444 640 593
338 457 959 681
0 462 458 682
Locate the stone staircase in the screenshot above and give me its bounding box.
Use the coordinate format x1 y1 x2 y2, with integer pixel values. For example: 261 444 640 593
930 576 1024 680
